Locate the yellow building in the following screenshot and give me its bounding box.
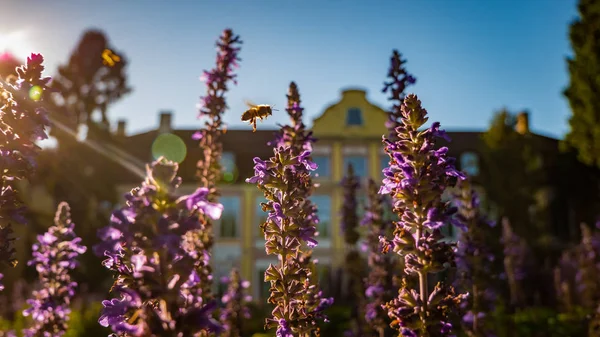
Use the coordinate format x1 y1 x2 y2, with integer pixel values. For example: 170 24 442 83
112 88 483 299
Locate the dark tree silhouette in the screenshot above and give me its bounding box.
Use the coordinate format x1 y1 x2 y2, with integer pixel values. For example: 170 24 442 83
49 29 131 142
564 0 600 169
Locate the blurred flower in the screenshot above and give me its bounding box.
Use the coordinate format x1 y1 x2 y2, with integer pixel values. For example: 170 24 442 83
219 268 252 337
0 54 51 279
500 217 532 308
340 163 368 337
453 179 498 336
95 158 222 336
381 50 416 143
362 179 396 336
22 202 86 337
193 29 242 304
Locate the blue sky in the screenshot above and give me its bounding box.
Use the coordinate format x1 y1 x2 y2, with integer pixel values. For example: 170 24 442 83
0 0 578 139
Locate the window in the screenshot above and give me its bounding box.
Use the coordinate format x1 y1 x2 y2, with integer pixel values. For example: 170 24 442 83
218 196 240 238
460 151 479 177
255 198 268 239
346 107 363 126
380 155 389 178
382 195 395 223
221 152 237 183
312 195 331 238
312 155 331 178
316 263 331 293
344 156 368 178
257 267 270 300
357 194 367 220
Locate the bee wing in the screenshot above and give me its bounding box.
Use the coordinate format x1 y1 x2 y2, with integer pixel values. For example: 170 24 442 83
244 99 256 108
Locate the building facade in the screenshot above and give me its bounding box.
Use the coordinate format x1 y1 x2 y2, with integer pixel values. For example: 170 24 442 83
110 88 494 298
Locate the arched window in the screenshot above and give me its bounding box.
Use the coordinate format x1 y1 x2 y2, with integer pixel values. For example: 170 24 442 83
346 107 363 126
460 151 480 177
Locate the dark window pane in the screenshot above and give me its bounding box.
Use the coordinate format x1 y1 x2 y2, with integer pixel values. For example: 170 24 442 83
218 196 240 238
346 108 363 126
313 155 331 178
312 195 331 238
344 156 368 177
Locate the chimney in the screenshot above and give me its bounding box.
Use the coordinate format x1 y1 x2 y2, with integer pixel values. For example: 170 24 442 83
116 119 126 137
516 111 529 135
158 111 172 133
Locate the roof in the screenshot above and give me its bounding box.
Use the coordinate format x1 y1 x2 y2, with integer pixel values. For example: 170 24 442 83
114 128 560 186
117 129 277 184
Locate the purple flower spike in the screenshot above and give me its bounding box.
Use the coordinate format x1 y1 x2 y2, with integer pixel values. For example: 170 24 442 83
95 157 222 336
193 29 242 302
382 50 416 143
219 268 252 337
340 164 369 336
250 82 330 335
453 179 498 335
0 53 51 277
500 217 533 308
379 52 466 336
362 179 396 336
22 202 87 337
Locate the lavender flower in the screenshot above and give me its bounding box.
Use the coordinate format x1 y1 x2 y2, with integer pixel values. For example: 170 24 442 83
219 268 252 337
500 217 532 308
574 223 600 310
382 50 416 142
193 29 242 302
95 158 223 336
0 54 51 286
22 202 86 337
247 82 329 335
340 164 368 337
362 179 396 337
378 92 466 336
453 179 498 336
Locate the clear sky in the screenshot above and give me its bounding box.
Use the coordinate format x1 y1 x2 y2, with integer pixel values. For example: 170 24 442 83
0 0 578 139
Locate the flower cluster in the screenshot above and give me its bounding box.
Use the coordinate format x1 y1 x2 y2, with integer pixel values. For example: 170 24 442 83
362 179 395 337
95 158 223 336
219 268 252 337
0 54 51 286
500 218 532 308
340 164 368 337
379 92 467 336
453 179 498 336
381 50 416 142
192 29 242 302
247 82 329 336
574 223 600 310
21 202 86 337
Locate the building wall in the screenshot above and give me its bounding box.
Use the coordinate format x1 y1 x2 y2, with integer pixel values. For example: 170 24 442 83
113 88 489 299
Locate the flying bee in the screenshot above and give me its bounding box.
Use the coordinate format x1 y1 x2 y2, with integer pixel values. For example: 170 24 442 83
241 101 276 132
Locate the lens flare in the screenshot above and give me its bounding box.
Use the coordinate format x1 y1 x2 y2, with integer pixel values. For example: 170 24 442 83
151 133 187 163
29 85 42 101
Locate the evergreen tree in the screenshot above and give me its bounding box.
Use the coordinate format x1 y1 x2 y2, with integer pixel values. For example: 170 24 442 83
564 0 600 169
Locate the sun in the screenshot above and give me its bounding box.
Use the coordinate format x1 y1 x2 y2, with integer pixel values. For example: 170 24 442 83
0 30 34 60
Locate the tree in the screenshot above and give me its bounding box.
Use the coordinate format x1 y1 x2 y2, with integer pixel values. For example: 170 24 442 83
49 29 131 142
564 0 600 169
479 110 545 241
